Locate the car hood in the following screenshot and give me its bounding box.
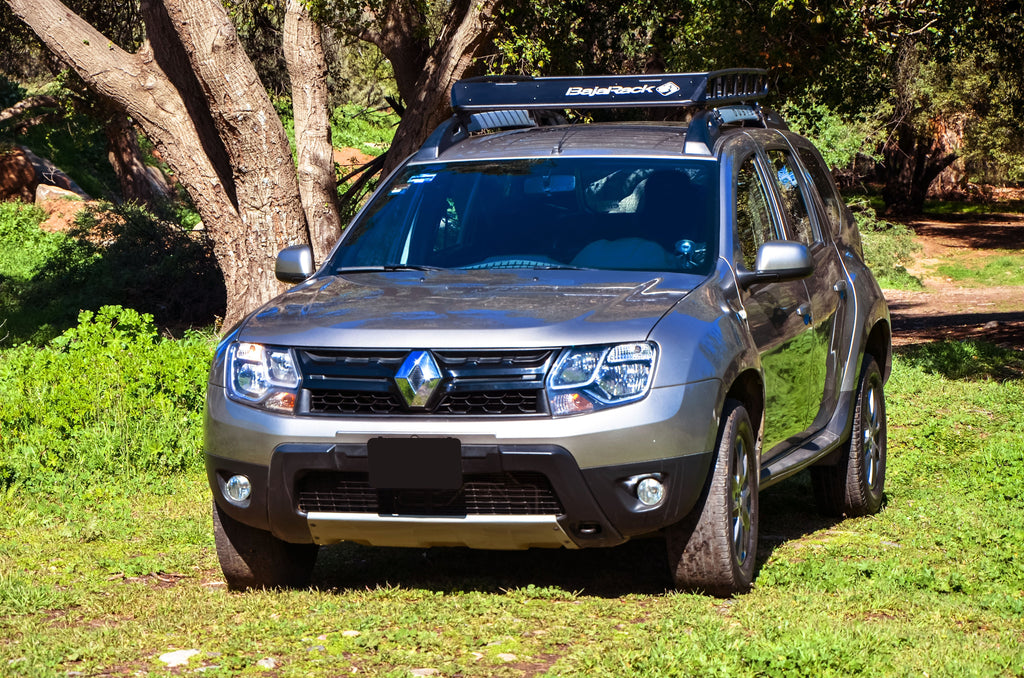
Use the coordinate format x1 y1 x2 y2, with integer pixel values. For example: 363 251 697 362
237 269 698 349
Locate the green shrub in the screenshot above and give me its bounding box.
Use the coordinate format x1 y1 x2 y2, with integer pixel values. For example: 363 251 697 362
848 198 923 289
780 98 882 170
0 202 74 281
0 306 215 491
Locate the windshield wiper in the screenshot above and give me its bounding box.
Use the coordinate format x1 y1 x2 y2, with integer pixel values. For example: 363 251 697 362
337 264 445 273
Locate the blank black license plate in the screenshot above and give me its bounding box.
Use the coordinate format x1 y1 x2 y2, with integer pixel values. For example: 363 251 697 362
367 437 462 490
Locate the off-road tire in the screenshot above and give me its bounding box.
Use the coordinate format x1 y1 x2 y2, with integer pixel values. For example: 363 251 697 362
213 500 318 591
667 399 758 596
812 355 887 517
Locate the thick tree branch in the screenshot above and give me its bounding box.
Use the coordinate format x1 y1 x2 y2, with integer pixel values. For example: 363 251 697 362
0 95 58 124
284 0 342 265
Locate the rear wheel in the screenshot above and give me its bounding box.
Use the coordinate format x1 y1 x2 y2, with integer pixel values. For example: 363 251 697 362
213 501 318 590
667 400 758 596
812 355 886 517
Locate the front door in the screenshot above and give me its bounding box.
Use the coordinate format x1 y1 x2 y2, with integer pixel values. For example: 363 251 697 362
733 153 818 454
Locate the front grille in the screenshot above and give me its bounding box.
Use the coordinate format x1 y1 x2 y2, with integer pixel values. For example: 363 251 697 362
309 391 401 415
435 390 540 415
296 471 564 516
298 348 556 416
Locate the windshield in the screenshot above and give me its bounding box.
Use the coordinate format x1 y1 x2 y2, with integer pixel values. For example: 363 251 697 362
329 157 719 275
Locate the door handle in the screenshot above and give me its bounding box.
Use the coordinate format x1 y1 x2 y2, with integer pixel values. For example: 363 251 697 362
833 279 848 299
797 303 812 325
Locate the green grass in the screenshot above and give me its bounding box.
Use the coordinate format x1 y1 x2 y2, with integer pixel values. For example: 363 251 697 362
331 104 399 156
924 198 1024 216
1 340 1023 676
934 252 1024 286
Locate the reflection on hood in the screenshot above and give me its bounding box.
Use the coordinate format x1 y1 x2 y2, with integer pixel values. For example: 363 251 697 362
239 269 696 349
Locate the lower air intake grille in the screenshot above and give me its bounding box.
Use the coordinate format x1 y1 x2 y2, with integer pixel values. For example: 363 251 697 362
297 472 563 516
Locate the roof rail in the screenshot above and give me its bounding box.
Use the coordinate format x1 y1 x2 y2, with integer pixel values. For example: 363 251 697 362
450 69 768 113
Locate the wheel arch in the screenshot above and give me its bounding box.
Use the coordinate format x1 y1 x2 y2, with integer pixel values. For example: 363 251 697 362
863 319 892 382
722 369 765 449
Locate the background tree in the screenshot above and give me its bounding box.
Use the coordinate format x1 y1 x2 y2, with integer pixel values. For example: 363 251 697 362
4 0 503 327
5 0 311 329
496 0 1024 215
314 0 502 175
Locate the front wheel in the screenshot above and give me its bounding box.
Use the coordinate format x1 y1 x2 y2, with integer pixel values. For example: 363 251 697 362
812 355 887 517
666 400 759 596
213 501 318 591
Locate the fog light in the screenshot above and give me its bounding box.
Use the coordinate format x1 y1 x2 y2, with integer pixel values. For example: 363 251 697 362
636 476 665 507
225 474 251 502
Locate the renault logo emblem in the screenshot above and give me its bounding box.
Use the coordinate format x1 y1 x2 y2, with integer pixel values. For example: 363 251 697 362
395 351 442 408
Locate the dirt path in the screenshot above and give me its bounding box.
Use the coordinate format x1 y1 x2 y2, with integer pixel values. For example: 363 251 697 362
883 210 1024 348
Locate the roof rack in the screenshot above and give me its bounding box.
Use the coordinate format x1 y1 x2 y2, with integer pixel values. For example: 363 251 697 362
450 69 768 113
413 69 774 161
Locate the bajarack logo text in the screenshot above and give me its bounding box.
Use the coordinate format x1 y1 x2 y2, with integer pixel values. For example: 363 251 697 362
564 82 680 98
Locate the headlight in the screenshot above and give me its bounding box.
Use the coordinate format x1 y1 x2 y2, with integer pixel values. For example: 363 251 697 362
226 342 300 413
547 342 657 416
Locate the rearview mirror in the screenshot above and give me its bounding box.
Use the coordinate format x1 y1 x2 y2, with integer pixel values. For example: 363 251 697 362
275 245 314 283
735 240 813 289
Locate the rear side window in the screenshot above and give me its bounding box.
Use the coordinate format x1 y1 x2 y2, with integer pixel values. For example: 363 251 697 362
735 156 776 270
767 149 816 245
797 146 843 237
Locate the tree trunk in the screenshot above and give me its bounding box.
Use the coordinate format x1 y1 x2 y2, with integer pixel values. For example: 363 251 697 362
5 0 310 329
881 118 959 217
157 0 309 319
284 0 342 265
103 108 172 205
353 0 502 177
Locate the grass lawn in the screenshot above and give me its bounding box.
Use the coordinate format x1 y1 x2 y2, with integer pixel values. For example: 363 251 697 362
2 341 1023 677
933 252 1024 287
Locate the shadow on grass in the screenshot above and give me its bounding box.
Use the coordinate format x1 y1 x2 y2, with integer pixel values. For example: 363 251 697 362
312 536 675 598
306 471 842 598
895 340 1024 380
1 201 225 345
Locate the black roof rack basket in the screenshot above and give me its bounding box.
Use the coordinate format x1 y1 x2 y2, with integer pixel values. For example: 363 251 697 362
451 69 768 113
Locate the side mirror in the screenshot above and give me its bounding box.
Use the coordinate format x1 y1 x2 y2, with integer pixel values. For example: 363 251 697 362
275 244 314 283
735 240 813 289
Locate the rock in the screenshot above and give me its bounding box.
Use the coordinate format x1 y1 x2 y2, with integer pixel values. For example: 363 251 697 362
158 649 200 667
341 629 361 637
0 148 38 202
19 146 90 198
496 653 518 662
256 657 278 670
410 669 440 677
35 183 84 204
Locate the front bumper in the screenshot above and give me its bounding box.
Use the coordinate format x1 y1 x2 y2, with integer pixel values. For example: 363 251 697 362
207 444 712 549
205 379 721 550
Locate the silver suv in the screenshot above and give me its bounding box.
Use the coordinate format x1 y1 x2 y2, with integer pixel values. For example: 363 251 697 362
205 70 891 595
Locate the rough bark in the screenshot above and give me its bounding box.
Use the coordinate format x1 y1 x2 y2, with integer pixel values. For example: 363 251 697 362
5 0 310 329
103 109 172 205
157 0 309 317
284 0 342 264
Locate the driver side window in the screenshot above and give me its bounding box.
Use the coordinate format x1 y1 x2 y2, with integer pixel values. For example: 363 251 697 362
735 156 777 270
